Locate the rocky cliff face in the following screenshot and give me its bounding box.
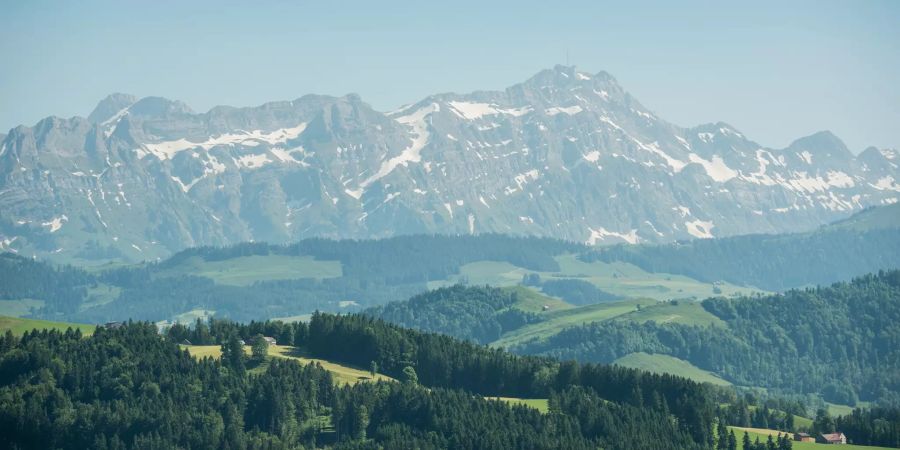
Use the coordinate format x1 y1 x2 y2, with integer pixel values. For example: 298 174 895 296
1 66 897 262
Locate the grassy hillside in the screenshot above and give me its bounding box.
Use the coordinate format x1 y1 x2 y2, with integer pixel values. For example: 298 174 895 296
491 299 643 348
181 344 394 385
0 315 96 336
613 352 731 386
613 300 725 327
504 285 574 313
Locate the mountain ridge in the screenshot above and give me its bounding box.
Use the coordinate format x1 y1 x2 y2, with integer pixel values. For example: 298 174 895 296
1 65 898 263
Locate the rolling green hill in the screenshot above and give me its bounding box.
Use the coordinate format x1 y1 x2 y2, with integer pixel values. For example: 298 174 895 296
613 352 731 386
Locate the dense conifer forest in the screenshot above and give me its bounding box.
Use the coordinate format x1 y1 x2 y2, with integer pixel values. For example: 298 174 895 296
364 285 541 344
2 314 717 449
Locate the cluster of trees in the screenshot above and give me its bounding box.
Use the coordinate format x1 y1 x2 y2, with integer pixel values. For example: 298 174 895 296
365 285 541 344
719 400 797 432
583 227 900 291
817 407 900 447
515 271 900 406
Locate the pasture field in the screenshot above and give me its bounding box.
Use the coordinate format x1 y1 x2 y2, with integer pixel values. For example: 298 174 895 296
613 300 726 327
0 315 96 336
161 254 342 286
613 352 732 386
503 285 574 314
728 427 892 450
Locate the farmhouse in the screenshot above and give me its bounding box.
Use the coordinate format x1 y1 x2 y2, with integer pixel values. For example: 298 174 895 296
103 321 124 329
263 336 277 345
794 432 814 443
817 432 847 445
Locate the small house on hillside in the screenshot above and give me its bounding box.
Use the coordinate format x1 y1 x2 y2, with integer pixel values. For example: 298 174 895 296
103 321 123 329
817 432 847 445
794 433 814 443
263 336 277 345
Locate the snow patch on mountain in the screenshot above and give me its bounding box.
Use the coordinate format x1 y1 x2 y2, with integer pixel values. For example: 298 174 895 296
799 151 813 164
41 215 69 233
586 227 640 245
684 219 715 239
545 105 583 116
357 103 438 192
688 154 738 182
447 101 532 119
871 176 900 191
140 124 308 160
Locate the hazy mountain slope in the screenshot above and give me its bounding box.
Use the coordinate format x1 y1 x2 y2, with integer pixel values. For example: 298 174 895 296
1 66 898 262
585 203 900 291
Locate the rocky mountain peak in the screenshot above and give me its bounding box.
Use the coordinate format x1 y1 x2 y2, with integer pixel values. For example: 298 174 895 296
88 93 138 124
0 67 897 263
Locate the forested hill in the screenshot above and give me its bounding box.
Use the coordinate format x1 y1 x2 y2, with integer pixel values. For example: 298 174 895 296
365 285 543 344
0 313 718 449
584 225 900 291
515 270 900 406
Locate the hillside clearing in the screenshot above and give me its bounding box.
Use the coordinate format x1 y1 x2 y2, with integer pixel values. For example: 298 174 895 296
613 352 732 386
486 397 549 413
181 344 394 385
614 300 725 327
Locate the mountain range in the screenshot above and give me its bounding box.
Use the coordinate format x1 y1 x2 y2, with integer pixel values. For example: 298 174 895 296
1 65 898 263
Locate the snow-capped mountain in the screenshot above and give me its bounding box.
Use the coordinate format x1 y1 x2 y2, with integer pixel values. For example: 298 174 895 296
1 65 897 262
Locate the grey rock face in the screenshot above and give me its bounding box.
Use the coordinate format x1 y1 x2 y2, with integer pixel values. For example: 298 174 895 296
1 66 898 262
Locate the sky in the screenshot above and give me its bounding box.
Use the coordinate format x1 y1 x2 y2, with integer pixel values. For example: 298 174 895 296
1 0 898 152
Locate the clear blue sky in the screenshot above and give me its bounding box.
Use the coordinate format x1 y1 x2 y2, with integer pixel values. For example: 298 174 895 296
2 0 898 151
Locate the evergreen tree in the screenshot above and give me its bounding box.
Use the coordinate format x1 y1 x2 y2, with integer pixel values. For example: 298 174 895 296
251 334 269 363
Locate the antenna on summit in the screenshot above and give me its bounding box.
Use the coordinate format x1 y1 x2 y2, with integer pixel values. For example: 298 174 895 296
566 49 570 66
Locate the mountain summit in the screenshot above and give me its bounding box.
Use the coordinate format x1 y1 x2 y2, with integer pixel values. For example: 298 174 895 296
1 66 897 262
